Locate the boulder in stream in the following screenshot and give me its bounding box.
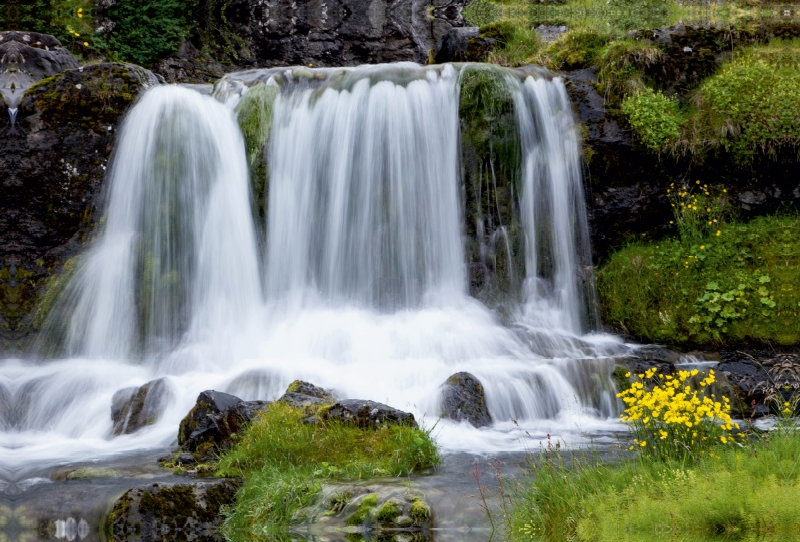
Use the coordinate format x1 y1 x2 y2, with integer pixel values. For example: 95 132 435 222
106 479 240 542
178 390 268 460
323 399 417 429
111 378 171 436
440 372 492 428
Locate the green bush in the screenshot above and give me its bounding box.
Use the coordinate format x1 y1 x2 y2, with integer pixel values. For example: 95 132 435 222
621 87 683 152
100 0 191 65
216 402 439 540
597 214 800 345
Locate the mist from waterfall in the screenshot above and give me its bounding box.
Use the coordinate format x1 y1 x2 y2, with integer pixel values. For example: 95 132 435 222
1 64 631 481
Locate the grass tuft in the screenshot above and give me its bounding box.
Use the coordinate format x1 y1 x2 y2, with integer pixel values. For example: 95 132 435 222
216 402 439 540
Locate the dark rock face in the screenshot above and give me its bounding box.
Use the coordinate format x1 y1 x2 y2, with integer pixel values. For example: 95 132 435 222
178 390 268 460
566 64 800 261
440 372 492 427
111 378 171 436
324 399 418 428
433 27 495 63
0 32 80 107
149 0 466 83
107 479 240 542
0 61 157 348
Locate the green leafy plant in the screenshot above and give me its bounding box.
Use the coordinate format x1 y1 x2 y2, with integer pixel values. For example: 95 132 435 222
621 87 683 152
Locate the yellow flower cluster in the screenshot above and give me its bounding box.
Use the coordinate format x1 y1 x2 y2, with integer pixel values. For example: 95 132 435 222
618 368 739 461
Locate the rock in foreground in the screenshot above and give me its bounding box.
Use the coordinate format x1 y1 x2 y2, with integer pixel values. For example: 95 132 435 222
106 479 240 542
441 372 492 427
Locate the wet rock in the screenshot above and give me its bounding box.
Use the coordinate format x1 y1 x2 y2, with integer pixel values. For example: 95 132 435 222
279 379 333 408
324 399 418 429
111 378 171 436
1 61 157 345
440 372 492 428
433 27 495 63
106 479 240 542
178 390 268 460
536 25 568 44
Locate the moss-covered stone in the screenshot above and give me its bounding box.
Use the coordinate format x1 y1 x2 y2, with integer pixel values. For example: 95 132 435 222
409 498 431 523
459 66 525 311
106 479 240 541
345 493 378 526
235 83 278 231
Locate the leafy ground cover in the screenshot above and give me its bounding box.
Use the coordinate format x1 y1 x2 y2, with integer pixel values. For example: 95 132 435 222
597 200 800 346
215 402 439 540
502 368 800 541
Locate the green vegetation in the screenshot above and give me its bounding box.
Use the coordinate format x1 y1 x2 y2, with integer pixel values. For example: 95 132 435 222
620 88 682 152
505 428 800 541
216 402 439 539
504 365 800 542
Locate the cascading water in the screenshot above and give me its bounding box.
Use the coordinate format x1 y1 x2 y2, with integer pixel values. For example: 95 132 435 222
1 63 633 485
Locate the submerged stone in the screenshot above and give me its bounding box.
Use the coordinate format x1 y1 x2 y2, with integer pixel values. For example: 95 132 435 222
65 467 120 480
440 372 492 428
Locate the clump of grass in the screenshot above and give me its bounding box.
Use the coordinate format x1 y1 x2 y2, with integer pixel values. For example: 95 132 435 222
597 213 800 345
480 19 542 66
504 427 800 541
217 402 439 540
683 39 800 162
533 28 610 70
595 38 663 104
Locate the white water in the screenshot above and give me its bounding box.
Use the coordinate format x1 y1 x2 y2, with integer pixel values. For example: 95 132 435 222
0 64 632 484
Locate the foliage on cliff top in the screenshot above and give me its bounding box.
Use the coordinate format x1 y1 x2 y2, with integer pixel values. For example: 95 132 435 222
216 402 439 539
598 207 800 346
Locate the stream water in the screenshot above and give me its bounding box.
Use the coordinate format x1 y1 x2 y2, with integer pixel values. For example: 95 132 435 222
1 64 634 502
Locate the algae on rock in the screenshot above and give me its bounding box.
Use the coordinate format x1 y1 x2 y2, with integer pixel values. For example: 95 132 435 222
235 82 278 230
459 66 525 312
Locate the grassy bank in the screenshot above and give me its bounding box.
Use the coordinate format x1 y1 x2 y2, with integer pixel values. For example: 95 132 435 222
503 368 800 541
215 402 439 540
597 212 800 345
505 427 800 541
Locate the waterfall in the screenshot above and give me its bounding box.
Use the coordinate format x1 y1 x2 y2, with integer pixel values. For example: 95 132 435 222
43 86 262 360
1 64 630 480
264 66 464 309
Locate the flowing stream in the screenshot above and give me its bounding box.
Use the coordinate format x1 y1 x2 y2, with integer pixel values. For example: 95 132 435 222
1 63 631 485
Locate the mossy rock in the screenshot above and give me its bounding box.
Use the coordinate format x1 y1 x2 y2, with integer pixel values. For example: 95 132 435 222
106 479 240 541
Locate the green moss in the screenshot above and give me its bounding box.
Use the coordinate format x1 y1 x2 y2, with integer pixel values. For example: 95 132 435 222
409 498 431 522
235 83 279 224
375 500 401 522
345 494 379 526
32 256 79 330
285 380 302 394
324 491 351 515
479 19 542 66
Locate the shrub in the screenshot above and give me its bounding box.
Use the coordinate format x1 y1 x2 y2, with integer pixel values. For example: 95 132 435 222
621 87 683 152
595 38 663 104
101 0 191 65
